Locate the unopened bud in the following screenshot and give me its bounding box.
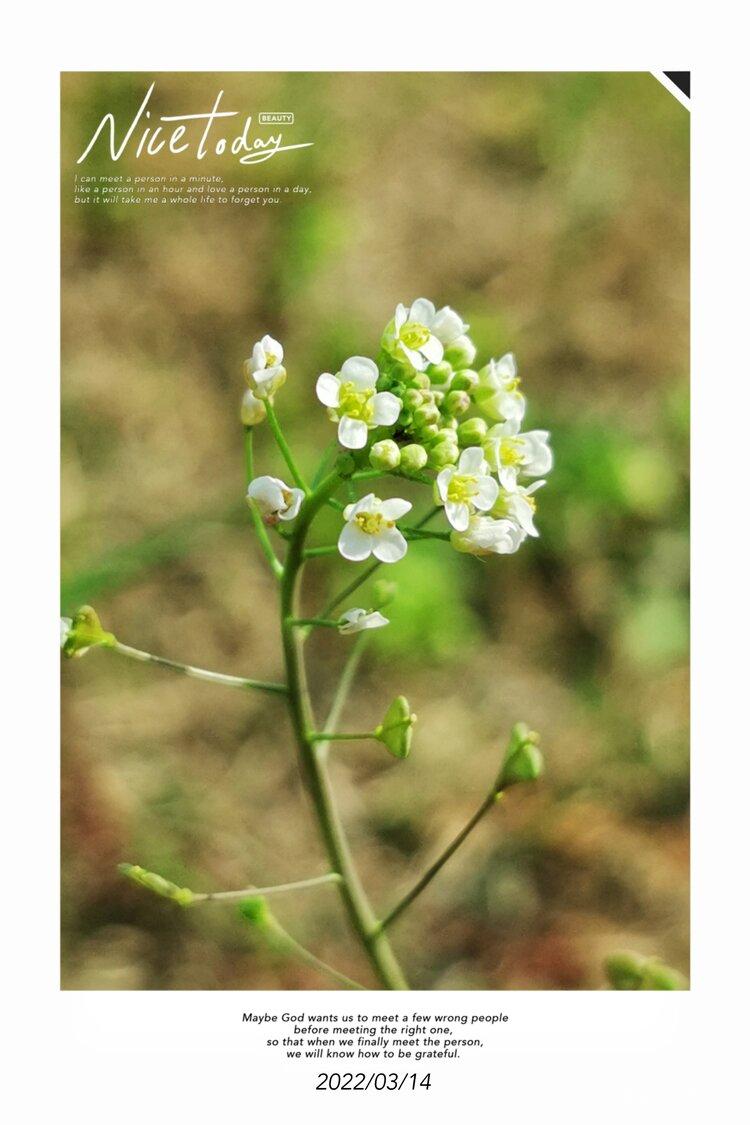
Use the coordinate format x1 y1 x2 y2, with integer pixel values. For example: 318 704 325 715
400 444 428 472
240 388 267 426
419 423 440 442
403 388 423 410
605 951 688 991
369 439 401 471
238 896 272 929
371 579 398 609
61 606 116 659
427 440 460 470
429 361 454 386
451 369 479 392
119 863 194 906
445 389 471 417
413 403 440 428
498 722 544 789
457 417 488 446
444 335 477 368
411 372 431 389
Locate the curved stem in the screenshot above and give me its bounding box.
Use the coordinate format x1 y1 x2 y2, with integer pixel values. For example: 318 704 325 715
265 402 309 493
261 911 367 991
111 641 288 696
280 468 409 989
378 789 503 932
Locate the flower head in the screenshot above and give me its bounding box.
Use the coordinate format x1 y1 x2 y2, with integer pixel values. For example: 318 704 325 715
435 446 499 532
247 475 304 524
390 298 467 371
240 388 267 426
244 334 286 400
491 479 545 537
450 514 526 556
474 353 526 423
484 420 553 489
338 608 390 635
338 493 412 564
316 357 400 450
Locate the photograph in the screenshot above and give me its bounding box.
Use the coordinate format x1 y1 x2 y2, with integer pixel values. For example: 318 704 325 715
60 71 689 992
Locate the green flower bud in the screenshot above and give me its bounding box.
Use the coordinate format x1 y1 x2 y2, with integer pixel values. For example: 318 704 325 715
413 403 440 428
457 416 488 446
371 579 398 608
119 863 194 906
369 439 401 471
411 372 431 389
403 388 423 410
432 390 445 407
240 388 267 426
434 426 458 444
374 696 416 759
498 722 544 789
451 369 479 392
445 389 471 417
400 444 428 472
429 361 454 386
605 951 688 991
61 605 116 659
444 335 477 368
419 423 440 442
427 441 460 470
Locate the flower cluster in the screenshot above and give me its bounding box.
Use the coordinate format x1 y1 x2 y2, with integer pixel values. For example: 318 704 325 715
243 300 551 572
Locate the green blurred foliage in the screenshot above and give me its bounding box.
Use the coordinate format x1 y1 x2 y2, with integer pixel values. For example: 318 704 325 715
61 72 688 991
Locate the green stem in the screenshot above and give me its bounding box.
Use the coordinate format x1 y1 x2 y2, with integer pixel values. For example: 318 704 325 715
111 641 288 696
303 545 340 559
378 789 503 932
244 428 284 579
261 912 367 991
265 401 309 493
290 617 341 630
280 468 409 990
403 528 451 541
192 872 341 904
310 731 375 743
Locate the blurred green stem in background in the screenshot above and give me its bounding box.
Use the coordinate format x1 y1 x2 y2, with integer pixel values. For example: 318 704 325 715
112 640 288 696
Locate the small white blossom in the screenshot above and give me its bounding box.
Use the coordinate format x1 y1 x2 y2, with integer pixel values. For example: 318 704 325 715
435 446 499 532
244 334 286 399
247 475 304 523
392 299 451 370
492 480 546 537
316 357 400 450
475 353 526 423
338 494 412 564
450 515 527 556
60 617 72 649
338 608 390 634
484 420 553 489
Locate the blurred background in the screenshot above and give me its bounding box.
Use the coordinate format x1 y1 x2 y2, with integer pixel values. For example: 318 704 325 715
61 72 689 990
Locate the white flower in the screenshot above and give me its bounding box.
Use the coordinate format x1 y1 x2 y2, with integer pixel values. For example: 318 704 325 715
316 357 400 450
240 388 267 426
484 420 553 490
492 480 546 537
338 608 390 634
435 446 499 532
392 299 447 370
247 475 304 523
244 334 286 399
338 494 412 563
60 617 72 648
475 353 526 423
450 515 527 556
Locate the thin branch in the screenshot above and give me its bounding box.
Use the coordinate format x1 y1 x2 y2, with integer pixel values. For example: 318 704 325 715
192 872 342 904
377 789 504 932
261 912 368 991
310 731 375 743
111 641 288 696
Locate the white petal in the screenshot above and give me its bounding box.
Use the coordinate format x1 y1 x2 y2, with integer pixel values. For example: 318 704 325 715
247 475 285 512
394 304 408 331
498 465 519 491
436 467 453 502
380 497 412 521
420 335 444 365
431 306 467 344
494 353 517 381
338 415 369 449
475 475 500 510
251 341 267 372
371 391 401 426
373 527 408 563
408 298 436 326
338 523 373 561
525 479 546 495
400 343 427 371
261 334 283 361
278 488 305 520
338 608 389 634
316 372 341 408
458 446 486 474
446 501 470 531
339 356 378 389
345 493 377 519
522 432 553 476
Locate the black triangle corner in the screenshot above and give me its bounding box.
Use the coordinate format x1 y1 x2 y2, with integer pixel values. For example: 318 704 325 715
664 71 690 98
